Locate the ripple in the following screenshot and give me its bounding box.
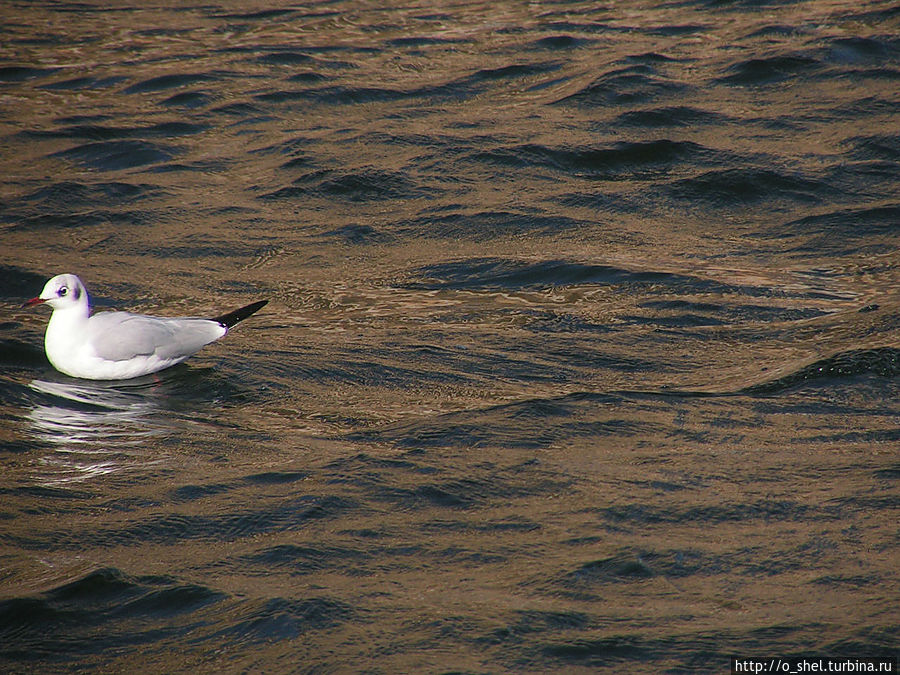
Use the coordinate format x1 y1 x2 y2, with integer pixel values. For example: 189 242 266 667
322 223 395 245
0 65 59 82
473 138 709 176
717 54 821 86
780 203 900 237
255 85 409 105
237 543 370 574
169 472 309 504
540 635 647 663
598 499 818 527
637 299 825 326
210 100 264 116
615 105 727 128
349 392 646 450
40 76 127 90
0 568 225 660
532 35 589 50
743 348 900 395
161 91 213 108
204 597 352 644
845 134 900 161
555 64 688 106
261 168 429 202
10 210 151 232
21 181 160 207
27 121 209 140
394 211 589 240
255 61 560 107
255 51 314 66
644 23 709 37
386 35 471 48
0 337 46 371
122 73 219 94
465 62 561 82
823 36 900 65
51 140 179 171
6 494 357 551
217 8 298 20
666 167 833 204
406 257 770 297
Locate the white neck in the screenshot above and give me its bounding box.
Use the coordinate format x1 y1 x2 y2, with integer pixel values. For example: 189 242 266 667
44 302 91 367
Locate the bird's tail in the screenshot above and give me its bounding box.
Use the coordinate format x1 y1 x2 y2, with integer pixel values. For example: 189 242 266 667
214 300 268 329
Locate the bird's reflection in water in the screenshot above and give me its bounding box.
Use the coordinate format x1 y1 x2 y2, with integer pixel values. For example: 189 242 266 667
25 366 209 486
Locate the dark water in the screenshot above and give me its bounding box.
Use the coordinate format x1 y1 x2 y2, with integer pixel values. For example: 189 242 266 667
1 1 899 672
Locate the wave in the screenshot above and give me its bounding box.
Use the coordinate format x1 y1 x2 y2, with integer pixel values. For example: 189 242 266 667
555 64 688 106
472 139 709 177
717 54 821 86
743 347 900 395
406 257 773 297
261 168 428 202
51 140 180 171
0 568 225 660
666 167 834 204
122 73 219 94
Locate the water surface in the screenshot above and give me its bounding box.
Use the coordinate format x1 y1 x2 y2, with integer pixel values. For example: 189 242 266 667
1 1 898 673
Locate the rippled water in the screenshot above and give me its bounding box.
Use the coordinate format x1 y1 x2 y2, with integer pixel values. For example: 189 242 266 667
1 1 899 672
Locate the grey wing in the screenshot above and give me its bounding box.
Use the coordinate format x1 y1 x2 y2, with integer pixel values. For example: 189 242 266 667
86 312 226 362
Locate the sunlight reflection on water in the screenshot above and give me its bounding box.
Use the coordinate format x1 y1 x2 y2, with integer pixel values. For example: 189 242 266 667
1 0 898 672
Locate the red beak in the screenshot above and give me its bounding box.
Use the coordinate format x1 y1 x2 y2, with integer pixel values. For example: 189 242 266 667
22 297 46 308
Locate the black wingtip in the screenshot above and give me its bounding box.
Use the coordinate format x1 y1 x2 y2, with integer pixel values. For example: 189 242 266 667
214 300 268 329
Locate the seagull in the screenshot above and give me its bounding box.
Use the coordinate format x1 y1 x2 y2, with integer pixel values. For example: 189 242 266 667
23 273 267 380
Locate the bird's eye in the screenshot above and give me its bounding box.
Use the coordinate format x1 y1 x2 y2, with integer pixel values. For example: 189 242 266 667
58 287 68 297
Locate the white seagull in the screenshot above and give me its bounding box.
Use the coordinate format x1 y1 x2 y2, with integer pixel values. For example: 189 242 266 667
24 273 267 380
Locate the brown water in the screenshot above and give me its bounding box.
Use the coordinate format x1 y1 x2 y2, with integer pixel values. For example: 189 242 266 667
1 1 898 673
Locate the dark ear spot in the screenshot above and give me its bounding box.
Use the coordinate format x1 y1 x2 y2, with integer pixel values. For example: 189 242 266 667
74 286 82 300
